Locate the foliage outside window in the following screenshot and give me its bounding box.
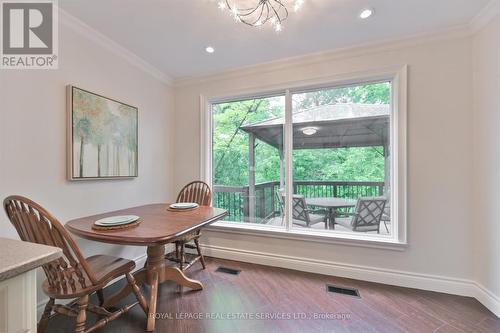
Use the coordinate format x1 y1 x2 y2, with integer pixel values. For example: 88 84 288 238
211 81 394 238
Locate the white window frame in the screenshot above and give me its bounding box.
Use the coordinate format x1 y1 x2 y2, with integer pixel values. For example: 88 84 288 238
200 65 407 250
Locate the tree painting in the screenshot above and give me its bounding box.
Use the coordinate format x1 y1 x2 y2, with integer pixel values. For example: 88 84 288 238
70 87 138 179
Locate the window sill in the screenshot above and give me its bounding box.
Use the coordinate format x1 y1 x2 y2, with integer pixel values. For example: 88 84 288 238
205 221 408 251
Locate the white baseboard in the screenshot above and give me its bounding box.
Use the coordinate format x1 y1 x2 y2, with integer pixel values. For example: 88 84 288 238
474 283 500 317
202 244 500 318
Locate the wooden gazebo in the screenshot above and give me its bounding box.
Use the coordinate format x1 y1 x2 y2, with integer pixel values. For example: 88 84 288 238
240 103 391 221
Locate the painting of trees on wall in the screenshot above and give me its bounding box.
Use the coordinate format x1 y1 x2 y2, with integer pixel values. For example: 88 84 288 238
68 86 138 180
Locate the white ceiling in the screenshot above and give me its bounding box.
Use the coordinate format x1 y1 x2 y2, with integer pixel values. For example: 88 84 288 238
60 0 490 79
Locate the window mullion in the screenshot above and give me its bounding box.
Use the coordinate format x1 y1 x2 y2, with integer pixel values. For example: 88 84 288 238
284 90 293 232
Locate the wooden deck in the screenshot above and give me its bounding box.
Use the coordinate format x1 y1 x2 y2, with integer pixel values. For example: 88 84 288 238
214 180 385 223
265 216 392 236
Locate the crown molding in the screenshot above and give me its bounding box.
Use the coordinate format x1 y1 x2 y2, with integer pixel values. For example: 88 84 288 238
173 24 471 88
173 0 500 88
470 0 500 33
57 1 498 88
59 8 173 86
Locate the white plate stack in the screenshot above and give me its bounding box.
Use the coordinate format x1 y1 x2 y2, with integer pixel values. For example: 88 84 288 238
169 202 199 210
94 215 140 227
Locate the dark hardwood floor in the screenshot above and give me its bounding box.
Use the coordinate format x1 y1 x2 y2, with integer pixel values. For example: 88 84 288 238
46 257 499 333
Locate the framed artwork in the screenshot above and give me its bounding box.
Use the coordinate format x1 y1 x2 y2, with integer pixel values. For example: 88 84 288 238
67 85 138 180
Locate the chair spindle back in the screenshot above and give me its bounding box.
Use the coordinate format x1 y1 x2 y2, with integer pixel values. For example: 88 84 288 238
3 196 97 294
176 181 212 206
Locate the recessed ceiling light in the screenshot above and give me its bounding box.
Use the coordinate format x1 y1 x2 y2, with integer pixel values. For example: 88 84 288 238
359 8 374 19
302 127 318 136
205 46 215 54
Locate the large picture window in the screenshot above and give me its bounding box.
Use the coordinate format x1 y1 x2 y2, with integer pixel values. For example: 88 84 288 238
205 68 406 245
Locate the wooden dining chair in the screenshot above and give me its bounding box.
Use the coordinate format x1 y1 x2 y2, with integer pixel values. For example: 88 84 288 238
3 196 148 333
166 181 211 271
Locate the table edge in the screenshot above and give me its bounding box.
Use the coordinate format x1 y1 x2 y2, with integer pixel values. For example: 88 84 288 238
66 210 228 246
305 198 358 208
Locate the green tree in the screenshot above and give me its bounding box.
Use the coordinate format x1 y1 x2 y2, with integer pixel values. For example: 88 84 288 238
294 82 390 109
213 97 283 186
212 82 391 187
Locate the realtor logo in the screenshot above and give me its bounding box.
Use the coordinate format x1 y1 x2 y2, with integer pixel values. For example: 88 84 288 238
1 0 58 69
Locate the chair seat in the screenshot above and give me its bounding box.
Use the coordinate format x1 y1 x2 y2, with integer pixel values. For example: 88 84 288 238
175 230 200 244
335 217 379 232
42 255 135 299
335 217 353 229
88 255 136 282
292 214 325 227
309 214 326 224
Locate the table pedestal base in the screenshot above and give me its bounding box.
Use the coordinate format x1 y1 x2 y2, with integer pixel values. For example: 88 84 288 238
102 244 203 331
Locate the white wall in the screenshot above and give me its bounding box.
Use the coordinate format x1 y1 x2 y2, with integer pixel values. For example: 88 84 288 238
1 6 498 316
473 13 500 299
0 18 175 303
174 36 475 282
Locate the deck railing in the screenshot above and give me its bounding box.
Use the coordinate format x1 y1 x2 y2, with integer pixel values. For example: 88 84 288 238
213 180 385 223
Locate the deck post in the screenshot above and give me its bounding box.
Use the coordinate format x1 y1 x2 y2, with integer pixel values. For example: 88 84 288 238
248 133 256 222
279 147 284 189
384 144 390 197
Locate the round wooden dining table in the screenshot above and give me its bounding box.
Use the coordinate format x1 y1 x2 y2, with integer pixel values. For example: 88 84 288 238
66 203 227 332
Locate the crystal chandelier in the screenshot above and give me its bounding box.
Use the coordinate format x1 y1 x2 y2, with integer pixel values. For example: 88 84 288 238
218 0 305 32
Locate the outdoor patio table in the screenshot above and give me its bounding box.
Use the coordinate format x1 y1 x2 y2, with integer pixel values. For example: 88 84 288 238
305 197 357 229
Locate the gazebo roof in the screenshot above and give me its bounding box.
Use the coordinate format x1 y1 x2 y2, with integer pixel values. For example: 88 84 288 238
240 103 390 150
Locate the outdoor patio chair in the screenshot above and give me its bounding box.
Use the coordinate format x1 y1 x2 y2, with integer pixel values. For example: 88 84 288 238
334 197 387 233
276 189 285 225
381 203 390 233
276 191 328 228
285 193 328 228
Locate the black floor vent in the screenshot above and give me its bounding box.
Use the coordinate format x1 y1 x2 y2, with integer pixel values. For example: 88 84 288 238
326 284 360 298
215 267 241 275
